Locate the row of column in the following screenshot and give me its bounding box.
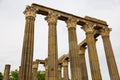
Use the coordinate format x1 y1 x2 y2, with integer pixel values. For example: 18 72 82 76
82 23 120 80
31 59 69 80
19 5 120 80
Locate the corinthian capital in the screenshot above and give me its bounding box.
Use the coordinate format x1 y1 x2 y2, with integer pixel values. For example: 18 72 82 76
45 12 59 24
79 46 86 55
32 62 38 69
23 5 37 18
62 60 68 67
58 64 62 71
66 17 78 29
82 23 96 33
100 28 112 37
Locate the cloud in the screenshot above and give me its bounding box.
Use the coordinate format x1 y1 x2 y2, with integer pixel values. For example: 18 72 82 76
0 1 120 79
85 0 120 10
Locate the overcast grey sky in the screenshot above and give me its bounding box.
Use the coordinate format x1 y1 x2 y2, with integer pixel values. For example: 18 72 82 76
0 0 120 80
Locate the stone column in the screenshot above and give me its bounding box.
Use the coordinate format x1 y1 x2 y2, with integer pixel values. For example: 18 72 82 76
100 28 120 80
58 64 62 80
62 60 69 80
44 65 48 80
3 64 11 80
44 58 48 80
79 46 88 80
32 62 38 80
18 66 21 80
19 6 36 80
66 17 82 80
45 12 59 80
82 23 102 80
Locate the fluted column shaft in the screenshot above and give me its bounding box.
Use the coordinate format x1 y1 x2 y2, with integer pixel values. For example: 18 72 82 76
3 64 11 80
62 60 69 80
44 65 48 80
58 64 62 80
32 68 38 80
66 17 82 80
100 28 120 80
32 62 38 80
79 47 88 80
20 6 36 80
45 12 59 80
82 23 102 80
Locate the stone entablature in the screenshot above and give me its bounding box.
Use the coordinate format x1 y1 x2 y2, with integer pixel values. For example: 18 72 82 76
32 3 107 26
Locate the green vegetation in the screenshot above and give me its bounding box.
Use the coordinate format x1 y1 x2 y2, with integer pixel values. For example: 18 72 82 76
38 71 45 80
0 72 3 80
0 71 72 80
9 69 18 80
0 70 45 80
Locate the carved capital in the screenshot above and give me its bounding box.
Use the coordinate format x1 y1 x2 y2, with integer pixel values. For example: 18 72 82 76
66 17 78 29
23 5 37 18
45 65 48 70
45 12 59 25
62 60 68 67
58 65 62 71
79 47 86 55
32 63 38 69
43 58 48 70
100 28 112 37
82 23 96 33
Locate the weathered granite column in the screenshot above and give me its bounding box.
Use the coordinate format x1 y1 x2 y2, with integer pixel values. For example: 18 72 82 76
66 17 82 80
62 60 69 80
58 64 62 80
79 46 88 80
32 61 38 80
20 6 36 80
45 12 59 80
3 64 11 80
82 23 102 80
100 28 120 80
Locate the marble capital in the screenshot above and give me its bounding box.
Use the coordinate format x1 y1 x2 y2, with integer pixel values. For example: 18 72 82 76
100 28 112 37
32 63 38 69
23 5 37 18
58 64 62 71
44 65 48 70
79 46 86 55
45 12 59 24
62 60 68 67
66 17 78 29
82 23 96 33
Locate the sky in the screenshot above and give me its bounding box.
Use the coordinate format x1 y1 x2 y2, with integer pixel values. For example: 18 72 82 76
0 0 120 80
